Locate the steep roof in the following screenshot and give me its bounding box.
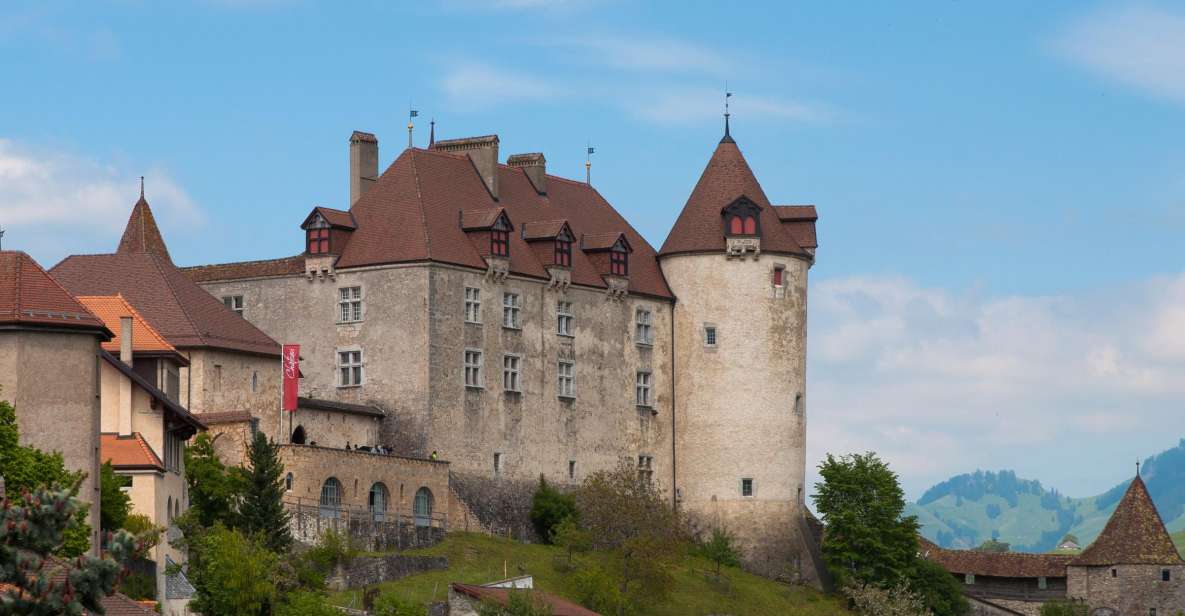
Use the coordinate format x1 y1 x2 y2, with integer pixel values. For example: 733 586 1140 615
186 146 672 298
117 196 172 262
53 251 279 356
182 255 306 283
1071 476 1184 566
99 350 205 434
918 537 1072 578
100 432 165 472
659 137 811 258
77 295 187 364
0 251 110 336
451 584 601 616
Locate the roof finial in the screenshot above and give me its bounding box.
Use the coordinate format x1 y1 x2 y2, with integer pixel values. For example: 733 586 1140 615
429 118 436 148
408 107 419 148
585 143 595 185
139 176 145 199
722 84 734 144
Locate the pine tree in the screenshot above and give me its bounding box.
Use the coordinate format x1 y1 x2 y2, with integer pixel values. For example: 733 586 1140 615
238 431 292 553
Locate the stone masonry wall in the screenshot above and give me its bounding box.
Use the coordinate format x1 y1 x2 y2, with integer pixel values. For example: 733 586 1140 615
327 554 448 591
1067 564 1185 615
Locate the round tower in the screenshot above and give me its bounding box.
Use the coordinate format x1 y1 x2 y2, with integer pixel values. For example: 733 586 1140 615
659 127 819 581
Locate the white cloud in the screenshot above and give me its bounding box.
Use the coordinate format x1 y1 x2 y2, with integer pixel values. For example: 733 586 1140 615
1054 5 1185 104
0 139 202 266
440 62 558 109
541 35 730 75
806 273 1185 501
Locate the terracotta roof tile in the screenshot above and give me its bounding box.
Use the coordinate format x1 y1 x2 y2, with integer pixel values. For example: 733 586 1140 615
77 295 185 363
774 205 819 221
451 584 601 616
659 139 811 259
919 537 1071 578
314 206 355 229
117 196 172 262
460 208 507 231
182 255 306 283
581 232 628 252
0 251 110 335
1071 476 1184 566
521 220 570 241
101 432 164 472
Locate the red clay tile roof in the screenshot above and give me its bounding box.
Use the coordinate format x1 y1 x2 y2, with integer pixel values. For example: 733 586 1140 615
305 206 356 229
117 196 172 262
182 255 306 283
187 146 673 298
460 208 509 231
52 252 280 357
77 295 186 364
774 205 819 221
101 432 164 472
1071 476 1184 566
452 584 601 616
0 251 110 336
520 220 571 241
918 537 1071 578
581 232 629 252
659 138 812 259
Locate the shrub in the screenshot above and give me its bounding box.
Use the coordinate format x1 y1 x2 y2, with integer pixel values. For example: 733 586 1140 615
275 591 342 616
843 581 932 616
477 590 555 616
1039 600 1089 616
371 592 423 616
551 517 592 569
696 527 740 577
530 475 577 544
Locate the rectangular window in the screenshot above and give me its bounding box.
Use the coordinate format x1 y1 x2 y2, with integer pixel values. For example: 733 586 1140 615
503 355 521 392
464 349 483 388
773 265 785 287
464 287 482 323
213 364 222 392
307 227 329 254
637 455 653 482
557 301 574 336
337 349 363 387
741 478 754 497
222 295 244 315
704 326 717 347
1038 576 1047 589
556 239 572 267
635 371 652 407
635 308 653 345
502 293 521 329
964 573 975 585
794 393 804 416
339 286 363 323
494 453 503 477
610 249 628 276
557 360 575 398
491 229 510 257
1163 569 1171 582
568 460 576 480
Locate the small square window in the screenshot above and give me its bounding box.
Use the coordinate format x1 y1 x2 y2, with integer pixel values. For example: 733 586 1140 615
741 478 754 497
772 266 785 287
704 326 717 347
568 460 576 480
222 295 244 315
1111 568 1118 578
1038 576 1047 589
1162 569 1171 582
337 349 363 387
964 573 975 585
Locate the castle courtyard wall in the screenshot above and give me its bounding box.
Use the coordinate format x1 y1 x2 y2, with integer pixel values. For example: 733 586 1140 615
1067 564 1185 615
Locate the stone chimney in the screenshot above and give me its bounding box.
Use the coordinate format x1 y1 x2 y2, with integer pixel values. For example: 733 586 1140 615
432 135 500 199
508 153 547 195
350 131 379 206
118 316 133 436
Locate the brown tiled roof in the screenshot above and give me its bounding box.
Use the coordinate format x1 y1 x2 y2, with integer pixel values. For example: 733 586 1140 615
77 295 187 364
659 138 812 258
521 220 570 241
182 255 306 283
197 410 253 424
774 205 819 221
460 208 508 231
581 232 628 252
919 537 1071 578
0 251 110 336
1071 476 1184 566
52 252 280 357
451 584 601 616
306 206 355 229
117 196 172 262
101 432 164 472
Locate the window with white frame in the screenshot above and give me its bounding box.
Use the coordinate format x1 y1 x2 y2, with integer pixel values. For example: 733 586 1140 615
637 455 653 482
222 295 244 315
635 371 652 407
557 360 575 398
464 349 483 388
503 355 521 392
634 308 653 345
464 287 482 323
339 286 363 323
502 292 521 329
337 349 363 387
741 478 754 497
704 325 717 347
556 301 574 336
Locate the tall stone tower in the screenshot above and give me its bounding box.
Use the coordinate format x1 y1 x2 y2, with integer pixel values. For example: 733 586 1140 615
659 124 821 582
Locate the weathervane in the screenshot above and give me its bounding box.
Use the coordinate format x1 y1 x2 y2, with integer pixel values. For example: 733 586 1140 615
724 83 733 139
408 107 419 148
585 143 595 184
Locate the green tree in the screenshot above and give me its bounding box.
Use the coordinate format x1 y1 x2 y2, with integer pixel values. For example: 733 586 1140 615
974 539 1009 553
99 461 132 532
530 475 577 544
186 524 280 616
551 516 592 568
371 592 423 616
238 431 293 552
906 559 968 616
1039 599 1089 616
0 485 140 615
275 591 342 616
0 397 91 556
843 581 932 616
477 590 555 616
121 513 162 551
184 432 242 527
697 527 741 577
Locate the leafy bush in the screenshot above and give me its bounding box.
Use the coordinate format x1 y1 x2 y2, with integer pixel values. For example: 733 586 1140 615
530 475 577 544
100 460 132 532
119 571 157 601
371 592 423 616
1039 600 1089 616
695 527 740 576
843 581 932 616
550 516 592 569
275 591 342 616
187 525 280 616
477 590 555 616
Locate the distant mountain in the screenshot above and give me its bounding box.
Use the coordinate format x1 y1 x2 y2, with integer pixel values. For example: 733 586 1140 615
908 439 1185 553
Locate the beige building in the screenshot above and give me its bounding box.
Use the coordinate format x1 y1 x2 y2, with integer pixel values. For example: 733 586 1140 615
0 250 112 553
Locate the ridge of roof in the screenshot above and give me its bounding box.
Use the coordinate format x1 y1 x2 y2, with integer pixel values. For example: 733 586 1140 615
1070 476 1184 566
181 255 306 283
919 538 1072 578
0 251 110 335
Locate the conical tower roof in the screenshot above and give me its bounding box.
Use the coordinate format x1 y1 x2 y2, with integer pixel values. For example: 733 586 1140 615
659 136 807 258
117 195 172 262
1071 476 1184 566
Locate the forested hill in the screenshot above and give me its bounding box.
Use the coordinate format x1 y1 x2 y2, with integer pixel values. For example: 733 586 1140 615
908 439 1185 553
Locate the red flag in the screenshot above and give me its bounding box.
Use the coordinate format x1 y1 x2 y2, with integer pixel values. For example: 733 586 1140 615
282 344 300 412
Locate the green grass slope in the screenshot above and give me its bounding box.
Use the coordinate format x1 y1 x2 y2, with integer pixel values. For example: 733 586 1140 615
1173 530 1185 558
329 533 848 616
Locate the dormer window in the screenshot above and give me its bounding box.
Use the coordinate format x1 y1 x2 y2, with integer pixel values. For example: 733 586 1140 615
307 219 330 254
723 196 762 237
301 207 355 256
610 248 628 276
556 238 572 267
491 228 510 257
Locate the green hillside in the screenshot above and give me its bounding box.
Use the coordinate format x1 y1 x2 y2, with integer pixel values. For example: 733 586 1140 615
911 439 1185 552
1173 530 1185 558
329 533 847 616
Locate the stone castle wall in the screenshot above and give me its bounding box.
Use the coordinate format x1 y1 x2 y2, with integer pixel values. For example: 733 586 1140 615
1067 564 1185 615
182 347 281 431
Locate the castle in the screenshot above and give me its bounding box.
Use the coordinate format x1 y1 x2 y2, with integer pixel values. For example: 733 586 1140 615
179 121 822 579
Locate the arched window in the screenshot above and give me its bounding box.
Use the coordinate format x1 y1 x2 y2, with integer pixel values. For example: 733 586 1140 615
369 483 389 522
729 216 743 235
723 197 762 238
413 487 434 527
167 496 173 523
285 472 294 491
291 425 306 445
743 216 756 235
320 477 342 519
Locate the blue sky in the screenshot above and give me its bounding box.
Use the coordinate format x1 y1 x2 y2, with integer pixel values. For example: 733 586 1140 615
3 1 1185 501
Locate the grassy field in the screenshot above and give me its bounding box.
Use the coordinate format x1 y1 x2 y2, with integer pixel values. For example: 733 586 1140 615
328 533 848 616
1173 530 1184 558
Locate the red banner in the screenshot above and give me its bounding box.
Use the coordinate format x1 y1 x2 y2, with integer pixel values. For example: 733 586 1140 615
282 344 300 412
